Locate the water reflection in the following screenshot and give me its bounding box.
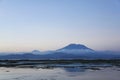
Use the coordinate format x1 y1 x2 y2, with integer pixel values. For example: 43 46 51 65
63 67 85 72
0 65 120 80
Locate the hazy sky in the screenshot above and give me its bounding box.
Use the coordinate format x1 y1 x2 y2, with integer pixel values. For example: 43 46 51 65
0 0 120 52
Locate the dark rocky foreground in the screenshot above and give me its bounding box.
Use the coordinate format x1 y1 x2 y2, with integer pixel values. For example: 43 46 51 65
0 59 120 69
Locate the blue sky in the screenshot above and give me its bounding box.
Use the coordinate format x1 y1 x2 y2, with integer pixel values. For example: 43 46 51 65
0 0 120 52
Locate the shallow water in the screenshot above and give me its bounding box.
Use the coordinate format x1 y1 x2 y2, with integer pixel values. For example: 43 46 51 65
0 66 120 80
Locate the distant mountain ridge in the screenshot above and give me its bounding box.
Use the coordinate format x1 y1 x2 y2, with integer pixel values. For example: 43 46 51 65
0 43 120 60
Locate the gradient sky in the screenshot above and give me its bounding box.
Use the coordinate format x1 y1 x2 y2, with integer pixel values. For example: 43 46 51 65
0 0 120 52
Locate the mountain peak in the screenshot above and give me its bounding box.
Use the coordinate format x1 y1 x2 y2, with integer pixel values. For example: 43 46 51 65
58 43 93 50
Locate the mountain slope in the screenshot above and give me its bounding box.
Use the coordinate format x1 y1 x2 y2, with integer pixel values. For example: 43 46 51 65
57 44 94 54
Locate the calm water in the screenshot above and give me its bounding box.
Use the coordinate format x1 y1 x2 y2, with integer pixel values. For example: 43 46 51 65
0 66 120 80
